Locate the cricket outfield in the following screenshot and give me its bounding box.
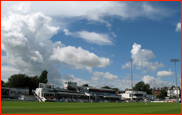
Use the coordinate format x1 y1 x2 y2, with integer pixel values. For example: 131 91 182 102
1 101 181 114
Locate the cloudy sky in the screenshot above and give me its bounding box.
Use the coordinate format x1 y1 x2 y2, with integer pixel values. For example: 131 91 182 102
1 1 181 90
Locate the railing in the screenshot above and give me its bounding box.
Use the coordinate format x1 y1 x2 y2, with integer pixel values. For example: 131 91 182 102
33 91 43 102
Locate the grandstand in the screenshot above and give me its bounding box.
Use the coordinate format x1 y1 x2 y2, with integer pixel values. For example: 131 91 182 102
1 87 36 101
34 81 122 102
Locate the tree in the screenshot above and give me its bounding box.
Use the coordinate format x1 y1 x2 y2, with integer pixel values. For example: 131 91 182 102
133 81 152 94
39 70 48 83
6 70 47 95
156 94 164 99
7 74 31 94
27 76 39 95
4 81 11 87
101 86 119 91
112 88 119 91
8 74 28 88
1 80 5 87
156 90 167 99
161 90 167 97
101 86 111 89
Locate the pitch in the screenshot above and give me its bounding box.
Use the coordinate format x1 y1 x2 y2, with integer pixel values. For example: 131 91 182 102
1 101 181 114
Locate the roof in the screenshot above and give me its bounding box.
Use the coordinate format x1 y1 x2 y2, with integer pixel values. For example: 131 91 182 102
103 95 121 98
57 92 86 96
43 90 86 95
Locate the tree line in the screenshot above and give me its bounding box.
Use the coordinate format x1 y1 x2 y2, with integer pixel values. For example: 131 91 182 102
101 81 167 99
1 70 48 95
2 71 168 99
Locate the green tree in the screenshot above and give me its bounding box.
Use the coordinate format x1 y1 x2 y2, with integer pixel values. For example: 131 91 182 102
156 94 164 99
27 76 39 95
161 90 167 97
133 81 152 94
4 81 10 87
5 70 48 95
1 80 5 87
112 88 119 91
156 90 167 99
39 70 48 83
8 74 28 88
7 74 41 95
101 86 111 89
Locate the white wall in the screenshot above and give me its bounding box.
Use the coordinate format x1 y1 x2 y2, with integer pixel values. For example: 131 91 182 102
167 89 180 97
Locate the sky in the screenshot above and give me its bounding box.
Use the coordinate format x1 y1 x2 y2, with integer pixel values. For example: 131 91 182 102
1 1 181 90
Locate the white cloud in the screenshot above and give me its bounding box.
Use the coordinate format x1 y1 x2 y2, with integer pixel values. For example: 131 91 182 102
1 2 176 89
1 5 65 87
142 75 173 87
30 51 43 63
112 32 117 37
63 29 114 45
122 43 164 72
50 46 111 69
62 74 91 86
1 66 21 82
63 29 71 36
157 69 173 77
11 2 30 14
92 78 138 90
62 74 74 81
1 3 114 88
2 1 173 27
92 71 118 80
175 22 181 32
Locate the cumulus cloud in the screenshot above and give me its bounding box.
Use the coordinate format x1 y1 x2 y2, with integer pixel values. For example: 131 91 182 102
175 22 181 32
1 9 65 86
63 29 114 45
92 78 138 90
60 71 128 90
11 2 30 14
157 69 173 77
1 3 112 87
61 74 91 86
1 66 21 82
1 2 175 89
142 75 173 87
92 71 118 80
122 43 164 72
50 46 111 70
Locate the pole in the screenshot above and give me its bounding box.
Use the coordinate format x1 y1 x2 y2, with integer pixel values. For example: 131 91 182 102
171 59 179 101
174 62 178 100
131 59 133 100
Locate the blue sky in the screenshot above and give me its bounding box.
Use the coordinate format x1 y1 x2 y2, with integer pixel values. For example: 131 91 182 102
1 1 181 90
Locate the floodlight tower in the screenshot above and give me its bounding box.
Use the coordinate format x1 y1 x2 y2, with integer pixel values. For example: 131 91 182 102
171 59 180 100
131 59 133 100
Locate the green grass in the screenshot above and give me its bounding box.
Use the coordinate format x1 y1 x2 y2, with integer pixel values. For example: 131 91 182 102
1 101 181 114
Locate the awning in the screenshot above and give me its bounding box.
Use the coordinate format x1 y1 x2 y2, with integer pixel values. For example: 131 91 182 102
57 92 86 96
103 96 121 98
42 90 55 94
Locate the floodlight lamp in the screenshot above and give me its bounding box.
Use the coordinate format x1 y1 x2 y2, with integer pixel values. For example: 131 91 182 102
171 59 180 62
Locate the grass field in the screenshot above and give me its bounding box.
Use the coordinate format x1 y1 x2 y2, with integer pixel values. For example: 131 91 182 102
1 101 181 114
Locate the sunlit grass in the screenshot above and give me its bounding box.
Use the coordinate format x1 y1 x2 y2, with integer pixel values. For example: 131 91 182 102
1 101 181 114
